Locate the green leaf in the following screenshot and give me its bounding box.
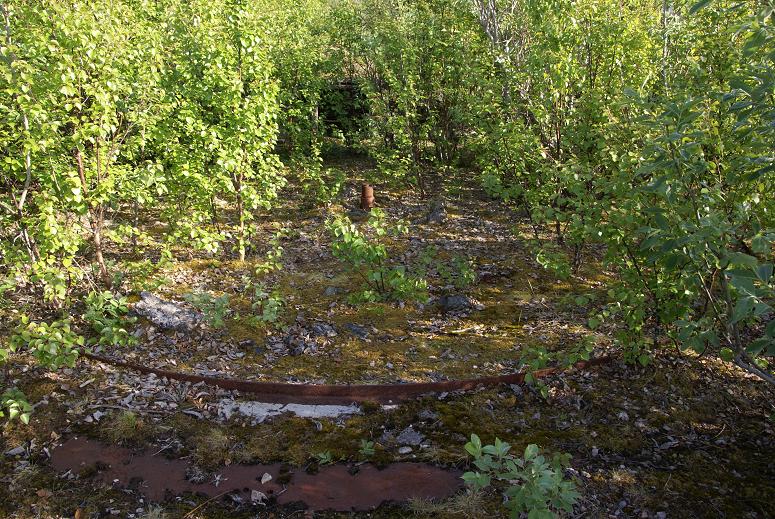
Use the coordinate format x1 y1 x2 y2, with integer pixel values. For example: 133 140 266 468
465 434 483 457
719 348 734 362
731 296 755 324
524 444 539 460
755 263 773 282
689 0 712 14
728 253 758 269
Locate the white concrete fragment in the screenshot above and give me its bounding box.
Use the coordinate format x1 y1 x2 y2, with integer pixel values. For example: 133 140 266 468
217 399 360 423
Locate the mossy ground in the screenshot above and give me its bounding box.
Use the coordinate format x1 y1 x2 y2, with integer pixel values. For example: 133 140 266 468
1 160 773 518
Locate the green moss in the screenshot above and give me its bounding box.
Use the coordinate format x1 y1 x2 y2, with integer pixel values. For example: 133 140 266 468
101 411 155 446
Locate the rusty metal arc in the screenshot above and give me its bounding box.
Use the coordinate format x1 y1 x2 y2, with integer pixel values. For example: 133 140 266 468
81 351 610 405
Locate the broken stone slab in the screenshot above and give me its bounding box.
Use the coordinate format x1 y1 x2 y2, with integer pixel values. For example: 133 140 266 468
217 399 360 424
133 292 203 332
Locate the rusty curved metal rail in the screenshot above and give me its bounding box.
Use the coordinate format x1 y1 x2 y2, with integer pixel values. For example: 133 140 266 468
82 351 610 405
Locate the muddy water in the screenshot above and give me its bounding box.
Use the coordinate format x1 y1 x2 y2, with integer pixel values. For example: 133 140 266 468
51 437 462 511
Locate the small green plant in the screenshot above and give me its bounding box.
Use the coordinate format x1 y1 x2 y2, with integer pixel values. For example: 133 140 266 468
329 209 428 303
241 261 284 326
185 292 230 328
463 434 579 518
84 291 138 347
255 228 288 275
416 247 476 291
137 506 167 519
315 450 334 465
244 283 283 325
1 389 33 424
359 439 375 458
518 339 596 399
518 346 552 398
441 255 477 290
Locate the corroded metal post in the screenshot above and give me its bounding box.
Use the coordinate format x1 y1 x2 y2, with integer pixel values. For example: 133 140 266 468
361 183 375 211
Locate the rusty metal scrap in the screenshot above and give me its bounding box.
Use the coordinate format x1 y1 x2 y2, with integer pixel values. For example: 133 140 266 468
81 351 610 405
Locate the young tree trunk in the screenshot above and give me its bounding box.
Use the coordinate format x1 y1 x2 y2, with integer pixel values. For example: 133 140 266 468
74 148 110 286
14 113 39 264
233 168 245 262
92 214 109 284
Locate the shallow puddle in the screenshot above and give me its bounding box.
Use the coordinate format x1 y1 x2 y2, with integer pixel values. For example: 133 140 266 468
51 437 462 511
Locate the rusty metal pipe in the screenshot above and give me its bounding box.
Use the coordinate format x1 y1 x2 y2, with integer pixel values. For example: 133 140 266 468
81 351 610 405
360 183 374 211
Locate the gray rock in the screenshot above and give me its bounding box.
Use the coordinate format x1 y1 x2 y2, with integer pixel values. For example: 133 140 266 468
310 322 337 337
239 339 256 349
344 323 369 340
323 286 342 297
438 294 479 312
288 338 317 356
4 446 25 457
379 431 395 444
398 446 413 455
418 409 439 421
396 426 425 446
425 198 447 224
133 292 203 332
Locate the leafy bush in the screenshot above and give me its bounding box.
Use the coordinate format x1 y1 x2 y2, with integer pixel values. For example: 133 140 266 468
9 317 82 369
535 245 572 281
84 291 138 347
185 292 231 328
592 6 775 378
463 434 579 518
302 161 347 207
328 209 428 303
2 317 83 423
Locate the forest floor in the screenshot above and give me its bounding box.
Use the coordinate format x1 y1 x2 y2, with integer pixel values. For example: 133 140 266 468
1 158 773 518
